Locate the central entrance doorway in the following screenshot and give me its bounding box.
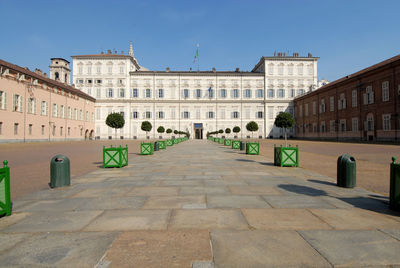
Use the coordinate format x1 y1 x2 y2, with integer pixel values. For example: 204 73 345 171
194 123 203 139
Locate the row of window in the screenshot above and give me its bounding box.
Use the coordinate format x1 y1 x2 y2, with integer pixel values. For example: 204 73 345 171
267 64 314 76
77 66 125 75
302 115 392 133
299 82 393 117
0 91 93 122
122 111 265 120
93 88 305 99
0 122 83 136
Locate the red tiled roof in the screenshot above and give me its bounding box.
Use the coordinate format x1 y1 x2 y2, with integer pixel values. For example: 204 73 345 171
0 58 96 102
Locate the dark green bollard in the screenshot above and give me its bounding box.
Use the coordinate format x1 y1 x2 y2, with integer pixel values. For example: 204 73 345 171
240 141 245 151
154 142 160 151
390 157 400 211
337 154 356 188
50 155 71 188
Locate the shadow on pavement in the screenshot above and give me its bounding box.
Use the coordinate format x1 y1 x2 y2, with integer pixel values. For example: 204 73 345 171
235 159 255 163
278 184 327 196
278 183 400 217
259 162 275 166
307 179 336 186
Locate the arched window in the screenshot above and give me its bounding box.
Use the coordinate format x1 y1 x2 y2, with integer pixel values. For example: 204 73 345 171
65 74 68 83
55 72 59 80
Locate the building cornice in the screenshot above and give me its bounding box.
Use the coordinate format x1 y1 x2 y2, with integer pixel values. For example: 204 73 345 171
95 99 290 104
130 71 263 77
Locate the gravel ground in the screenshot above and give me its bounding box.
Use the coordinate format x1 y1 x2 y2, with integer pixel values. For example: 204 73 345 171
0 138 398 199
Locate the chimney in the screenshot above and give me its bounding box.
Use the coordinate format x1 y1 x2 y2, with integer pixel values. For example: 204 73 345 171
107 50 112 54
35 68 43 75
293 52 299 57
235 67 240 72
308 53 312 57
166 67 170 72
278 52 283 57
212 67 216 72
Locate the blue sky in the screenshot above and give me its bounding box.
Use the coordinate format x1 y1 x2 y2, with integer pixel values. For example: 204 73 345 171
1 0 399 82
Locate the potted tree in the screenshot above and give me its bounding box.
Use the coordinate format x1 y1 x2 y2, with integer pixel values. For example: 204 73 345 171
274 112 298 167
166 128 173 146
140 121 153 155
218 129 224 144
173 130 179 144
103 113 128 166
157 126 166 149
245 121 259 155
232 126 241 149
224 128 232 146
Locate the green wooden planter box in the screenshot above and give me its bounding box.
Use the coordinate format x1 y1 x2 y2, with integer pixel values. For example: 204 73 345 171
246 142 260 155
218 138 224 144
0 160 11 217
173 139 179 144
274 144 299 167
224 139 232 146
390 157 400 211
166 139 173 146
140 143 154 155
159 141 166 150
232 140 241 149
103 145 128 168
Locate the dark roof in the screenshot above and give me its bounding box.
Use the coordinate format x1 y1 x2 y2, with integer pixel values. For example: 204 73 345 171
0 58 95 102
295 53 400 101
50 58 70 64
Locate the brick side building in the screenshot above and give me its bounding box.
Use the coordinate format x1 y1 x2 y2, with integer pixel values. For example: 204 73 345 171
0 58 95 143
293 54 400 142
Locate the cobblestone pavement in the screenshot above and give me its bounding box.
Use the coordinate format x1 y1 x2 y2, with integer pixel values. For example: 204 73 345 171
1 140 400 267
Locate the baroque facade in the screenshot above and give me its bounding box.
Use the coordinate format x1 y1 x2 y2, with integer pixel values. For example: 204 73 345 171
72 43 319 139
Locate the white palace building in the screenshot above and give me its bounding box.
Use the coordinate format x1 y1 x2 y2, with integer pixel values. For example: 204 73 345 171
72 42 320 139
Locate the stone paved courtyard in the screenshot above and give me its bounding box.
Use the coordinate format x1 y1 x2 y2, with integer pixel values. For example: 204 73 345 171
1 140 400 267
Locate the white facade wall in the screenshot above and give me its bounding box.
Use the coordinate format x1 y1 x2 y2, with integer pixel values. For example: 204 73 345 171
72 52 318 139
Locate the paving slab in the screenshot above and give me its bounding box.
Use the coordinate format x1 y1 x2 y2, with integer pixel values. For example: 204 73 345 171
142 195 205 209
207 195 271 209
381 229 400 241
84 209 170 231
242 208 332 230
158 180 203 187
126 186 179 196
71 186 132 198
180 186 229 195
3 211 103 233
0 233 31 252
103 230 212 268
229 185 282 195
0 232 118 268
0 213 30 229
17 198 89 212
309 208 400 230
211 230 331 268
299 230 400 267
168 209 249 230
263 195 335 209
77 196 146 210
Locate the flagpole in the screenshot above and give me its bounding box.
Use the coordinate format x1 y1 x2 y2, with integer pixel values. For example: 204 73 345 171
196 43 199 72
